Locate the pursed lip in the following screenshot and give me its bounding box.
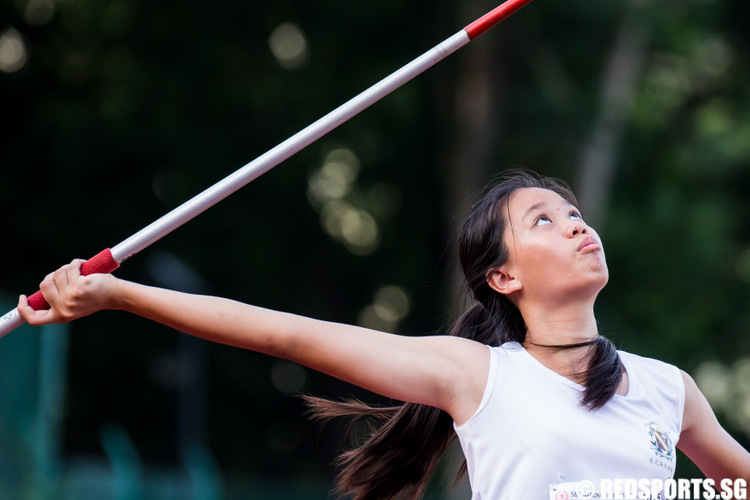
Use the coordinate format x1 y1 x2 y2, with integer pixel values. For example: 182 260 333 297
577 237 600 252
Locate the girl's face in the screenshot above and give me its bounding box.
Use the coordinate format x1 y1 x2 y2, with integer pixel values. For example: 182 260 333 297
500 187 609 304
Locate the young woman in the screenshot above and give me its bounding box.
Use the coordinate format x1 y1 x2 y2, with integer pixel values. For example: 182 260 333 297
18 170 750 499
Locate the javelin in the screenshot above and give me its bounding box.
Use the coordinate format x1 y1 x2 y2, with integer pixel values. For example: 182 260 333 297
0 0 535 338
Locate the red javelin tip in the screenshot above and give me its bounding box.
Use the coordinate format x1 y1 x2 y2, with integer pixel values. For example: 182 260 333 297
464 0 535 40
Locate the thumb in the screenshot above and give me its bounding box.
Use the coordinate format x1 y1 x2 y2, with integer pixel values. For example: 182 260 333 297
17 294 56 326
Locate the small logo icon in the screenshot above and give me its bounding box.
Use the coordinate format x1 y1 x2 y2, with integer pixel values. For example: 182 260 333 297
645 421 674 459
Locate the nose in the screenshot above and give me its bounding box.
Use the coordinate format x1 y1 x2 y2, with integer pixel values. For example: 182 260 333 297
566 220 587 238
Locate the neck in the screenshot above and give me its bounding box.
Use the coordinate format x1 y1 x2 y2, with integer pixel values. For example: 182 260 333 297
522 305 599 345
517 299 600 382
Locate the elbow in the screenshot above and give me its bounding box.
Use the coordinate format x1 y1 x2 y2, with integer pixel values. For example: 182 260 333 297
251 313 303 360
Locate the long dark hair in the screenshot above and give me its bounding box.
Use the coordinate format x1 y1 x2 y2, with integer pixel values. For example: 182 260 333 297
304 169 622 499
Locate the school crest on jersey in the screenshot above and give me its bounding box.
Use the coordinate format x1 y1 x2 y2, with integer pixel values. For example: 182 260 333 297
645 421 673 459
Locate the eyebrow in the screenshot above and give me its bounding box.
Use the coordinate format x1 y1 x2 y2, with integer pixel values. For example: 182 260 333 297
522 200 579 223
523 201 547 222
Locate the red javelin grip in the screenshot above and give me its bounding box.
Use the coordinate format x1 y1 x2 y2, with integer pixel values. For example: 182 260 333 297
26 249 120 310
464 0 535 40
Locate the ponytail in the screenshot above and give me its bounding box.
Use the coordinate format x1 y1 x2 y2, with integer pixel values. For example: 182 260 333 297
302 397 453 500
581 335 623 410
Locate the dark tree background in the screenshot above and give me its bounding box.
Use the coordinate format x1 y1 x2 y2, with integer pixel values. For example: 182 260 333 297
1 0 749 498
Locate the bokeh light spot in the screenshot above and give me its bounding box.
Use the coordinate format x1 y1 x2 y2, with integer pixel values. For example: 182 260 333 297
23 0 55 27
0 28 28 73
269 22 309 70
358 285 411 332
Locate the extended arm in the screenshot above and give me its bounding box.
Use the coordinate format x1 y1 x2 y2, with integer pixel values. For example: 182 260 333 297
678 370 750 481
18 260 488 425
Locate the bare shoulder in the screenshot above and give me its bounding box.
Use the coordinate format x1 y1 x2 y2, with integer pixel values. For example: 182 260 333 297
420 334 491 357
680 369 719 440
421 335 491 375
680 370 712 433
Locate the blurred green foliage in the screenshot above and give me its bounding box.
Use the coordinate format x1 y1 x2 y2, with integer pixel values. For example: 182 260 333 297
1 0 749 495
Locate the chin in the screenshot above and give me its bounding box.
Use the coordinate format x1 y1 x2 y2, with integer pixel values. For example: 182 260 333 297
582 268 609 297
593 272 609 296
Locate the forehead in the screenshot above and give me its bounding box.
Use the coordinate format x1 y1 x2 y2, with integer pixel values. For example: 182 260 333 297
507 187 572 217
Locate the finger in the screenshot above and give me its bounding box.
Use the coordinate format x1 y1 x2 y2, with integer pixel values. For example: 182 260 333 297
39 271 61 309
18 294 56 325
54 262 71 294
65 259 85 288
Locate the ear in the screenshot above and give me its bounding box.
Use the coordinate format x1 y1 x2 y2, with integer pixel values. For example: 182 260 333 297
486 268 523 296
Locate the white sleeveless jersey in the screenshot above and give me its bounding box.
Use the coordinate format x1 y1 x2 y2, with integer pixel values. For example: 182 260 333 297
454 342 685 499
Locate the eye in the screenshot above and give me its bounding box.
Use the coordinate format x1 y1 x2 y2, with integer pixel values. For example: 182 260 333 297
570 210 583 221
535 214 552 226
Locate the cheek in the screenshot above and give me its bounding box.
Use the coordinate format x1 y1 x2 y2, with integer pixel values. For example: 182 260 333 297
516 241 569 275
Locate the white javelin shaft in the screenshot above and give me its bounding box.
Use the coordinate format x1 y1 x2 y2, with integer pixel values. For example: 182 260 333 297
111 31 470 263
0 31 469 339
1 314 24 337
